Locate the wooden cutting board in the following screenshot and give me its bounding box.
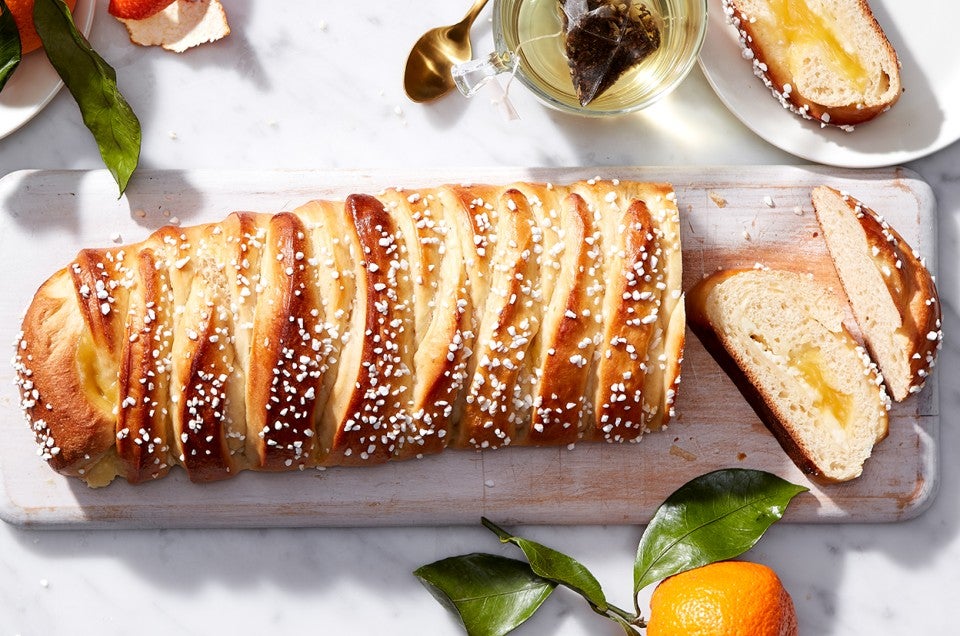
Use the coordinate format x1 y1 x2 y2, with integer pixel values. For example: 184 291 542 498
0 166 939 528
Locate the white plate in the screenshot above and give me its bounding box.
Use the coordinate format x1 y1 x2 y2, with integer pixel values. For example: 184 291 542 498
698 0 960 167
0 0 96 141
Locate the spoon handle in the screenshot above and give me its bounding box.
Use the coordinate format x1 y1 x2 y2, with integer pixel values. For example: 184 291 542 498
464 0 491 25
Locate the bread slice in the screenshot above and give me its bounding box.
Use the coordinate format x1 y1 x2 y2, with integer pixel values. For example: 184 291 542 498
687 268 889 482
813 186 942 401
722 0 901 128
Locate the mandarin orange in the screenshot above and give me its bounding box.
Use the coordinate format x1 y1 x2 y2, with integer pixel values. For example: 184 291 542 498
646 561 798 636
108 0 174 21
4 0 78 54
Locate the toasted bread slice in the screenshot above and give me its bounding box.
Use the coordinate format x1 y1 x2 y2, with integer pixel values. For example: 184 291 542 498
813 186 942 401
722 0 901 127
687 268 889 482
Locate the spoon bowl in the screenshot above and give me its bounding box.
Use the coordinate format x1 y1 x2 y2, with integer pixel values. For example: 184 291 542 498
404 0 490 103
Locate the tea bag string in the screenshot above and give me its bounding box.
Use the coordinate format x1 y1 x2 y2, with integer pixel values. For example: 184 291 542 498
495 29 564 121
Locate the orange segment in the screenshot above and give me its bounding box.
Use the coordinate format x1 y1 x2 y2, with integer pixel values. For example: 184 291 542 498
647 561 799 636
3 0 78 55
108 0 175 20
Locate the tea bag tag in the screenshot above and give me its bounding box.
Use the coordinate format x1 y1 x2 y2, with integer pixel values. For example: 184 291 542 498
488 79 520 121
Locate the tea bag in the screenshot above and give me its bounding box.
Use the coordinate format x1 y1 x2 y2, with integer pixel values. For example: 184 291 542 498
560 0 662 106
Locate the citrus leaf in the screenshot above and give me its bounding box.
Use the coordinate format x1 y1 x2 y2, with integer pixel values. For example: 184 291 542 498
34 0 140 195
415 553 556 636
633 469 808 594
0 0 21 92
482 517 608 611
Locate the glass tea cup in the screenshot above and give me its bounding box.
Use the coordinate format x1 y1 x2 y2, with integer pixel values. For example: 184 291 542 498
453 0 708 117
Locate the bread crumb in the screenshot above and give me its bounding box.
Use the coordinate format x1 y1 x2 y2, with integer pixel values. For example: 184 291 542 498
762 195 775 207
708 191 727 208
484 479 495 488
110 232 122 243
669 444 697 461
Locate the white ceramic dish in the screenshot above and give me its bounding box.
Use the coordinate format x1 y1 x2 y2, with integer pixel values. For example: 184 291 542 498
698 0 960 168
0 0 96 141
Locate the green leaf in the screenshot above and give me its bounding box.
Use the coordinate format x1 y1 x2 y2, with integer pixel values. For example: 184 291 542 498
633 469 808 594
0 0 21 92
33 0 141 195
482 517 608 611
415 553 556 636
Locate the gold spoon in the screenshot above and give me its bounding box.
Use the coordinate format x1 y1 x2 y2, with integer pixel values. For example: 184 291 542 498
403 0 491 103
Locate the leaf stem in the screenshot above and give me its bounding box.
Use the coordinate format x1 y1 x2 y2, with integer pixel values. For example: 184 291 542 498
481 516 511 541
603 601 642 624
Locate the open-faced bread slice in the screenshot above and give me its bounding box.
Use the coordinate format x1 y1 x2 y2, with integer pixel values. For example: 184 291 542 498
722 0 901 127
813 186 942 401
687 268 889 482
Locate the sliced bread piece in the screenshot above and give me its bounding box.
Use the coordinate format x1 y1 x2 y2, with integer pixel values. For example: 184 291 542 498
813 186 942 401
722 0 901 128
687 268 889 482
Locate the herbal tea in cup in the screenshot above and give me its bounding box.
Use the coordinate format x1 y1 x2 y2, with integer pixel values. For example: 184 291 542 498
454 0 708 116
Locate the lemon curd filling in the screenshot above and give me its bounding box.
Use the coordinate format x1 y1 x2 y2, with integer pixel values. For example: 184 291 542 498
790 344 854 431
77 332 118 415
766 0 870 93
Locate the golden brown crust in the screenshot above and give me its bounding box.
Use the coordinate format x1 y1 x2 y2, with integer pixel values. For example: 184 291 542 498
16 273 117 477
591 199 662 442
246 212 324 470
457 189 542 449
377 188 472 459
115 250 173 483
526 193 599 446
855 208 942 394
324 194 416 465
14 180 684 486
814 186 942 400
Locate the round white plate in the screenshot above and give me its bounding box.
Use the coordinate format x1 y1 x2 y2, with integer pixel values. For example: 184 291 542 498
0 0 96 141
698 0 960 167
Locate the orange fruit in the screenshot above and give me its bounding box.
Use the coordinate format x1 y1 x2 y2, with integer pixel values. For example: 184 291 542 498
646 561 798 636
108 0 175 21
3 0 78 55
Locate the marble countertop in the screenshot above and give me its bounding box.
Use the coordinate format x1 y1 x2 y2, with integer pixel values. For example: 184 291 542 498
1 1 956 633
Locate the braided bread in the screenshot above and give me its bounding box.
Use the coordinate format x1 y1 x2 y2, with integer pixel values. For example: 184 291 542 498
13 180 684 487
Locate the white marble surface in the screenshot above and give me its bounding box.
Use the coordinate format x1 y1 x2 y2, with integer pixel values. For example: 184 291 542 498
0 1 957 633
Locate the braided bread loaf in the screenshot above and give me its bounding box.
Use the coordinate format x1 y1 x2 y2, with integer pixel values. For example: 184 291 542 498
13 180 684 486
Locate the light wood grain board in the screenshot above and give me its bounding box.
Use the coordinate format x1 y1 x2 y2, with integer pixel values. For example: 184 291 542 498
0 167 939 528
